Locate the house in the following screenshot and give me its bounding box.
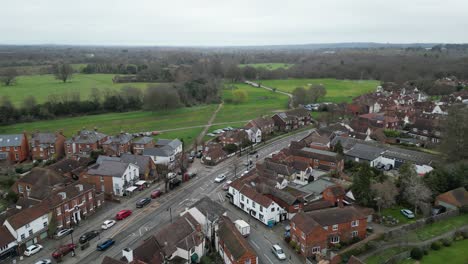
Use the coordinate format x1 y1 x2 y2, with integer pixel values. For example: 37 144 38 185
48 157 93 180
97 154 158 181
343 143 383 167
0 133 29 162
300 131 331 151
297 178 344 203
355 113 400 130
3 203 49 252
201 142 227 166
83 160 140 197
31 131 66 161
216 216 258 264
257 183 307 219
124 213 204 264
406 117 442 144
0 226 17 259
289 206 368 257
155 139 183 155
435 187 468 210
143 147 176 167
290 147 344 172
102 132 133 156
245 126 262 143
131 137 154 155
13 167 70 201
218 129 249 146
65 129 108 157
273 107 311 132
245 116 275 135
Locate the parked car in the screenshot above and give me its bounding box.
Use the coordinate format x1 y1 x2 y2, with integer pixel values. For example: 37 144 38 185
24 244 43 256
271 244 286 260
79 230 100 244
96 238 115 251
222 180 232 191
151 189 162 199
375 163 385 170
215 174 226 183
136 198 151 208
207 133 216 137
55 228 74 238
116 209 132 220
101 220 116 230
400 209 415 219
384 164 393 171
169 178 181 189
196 151 203 158
188 156 194 163
34 259 52 264
431 205 446 216
51 244 76 259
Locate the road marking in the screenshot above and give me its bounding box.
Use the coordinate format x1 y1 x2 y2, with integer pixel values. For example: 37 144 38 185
178 198 189 205
251 241 260 249
264 254 275 264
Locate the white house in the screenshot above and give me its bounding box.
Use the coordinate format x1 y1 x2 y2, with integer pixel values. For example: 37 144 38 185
143 146 176 166
156 139 183 155
245 127 262 143
3 204 49 248
431 104 448 115
0 226 17 258
86 160 140 196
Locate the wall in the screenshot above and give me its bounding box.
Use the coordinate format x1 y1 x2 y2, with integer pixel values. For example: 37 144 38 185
4 214 48 243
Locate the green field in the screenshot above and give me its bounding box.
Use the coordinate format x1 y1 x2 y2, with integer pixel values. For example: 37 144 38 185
399 239 468 264
0 73 155 106
407 214 468 242
260 78 380 103
238 63 294 70
366 247 410 264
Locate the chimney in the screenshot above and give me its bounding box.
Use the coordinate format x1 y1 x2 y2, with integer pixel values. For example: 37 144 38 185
122 248 133 262
58 192 67 200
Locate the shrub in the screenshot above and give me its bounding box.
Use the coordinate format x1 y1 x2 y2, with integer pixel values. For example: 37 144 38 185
431 241 442 250
442 238 452 247
289 240 297 249
461 230 468 239
410 248 423 260
423 249 429 255
15 167 23 173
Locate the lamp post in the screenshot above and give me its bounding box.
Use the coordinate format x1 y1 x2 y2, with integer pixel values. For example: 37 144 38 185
167 207 172 223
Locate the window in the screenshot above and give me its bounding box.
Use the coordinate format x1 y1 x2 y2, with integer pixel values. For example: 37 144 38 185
301 231 305 239
66 216 70 223
245 259 251 264
14 147 18 151
18 185 23 193
43 222 47 228
246 199 249 205
330 162 335 166
301 244 305 252
332 224 338 231
241 195 244 201
28 230 33 236
292 223 296 230
20 234 25 240
351 220 359 227
88 192 92 199
330 236 340 244
100 176 104 182
312 246 321 254
271 207 275 212
351 231 358 238
56 208 61 215
413 128 418 132
252 201 256 208
323 226 328 230
25 223 30 228
260 206 263 212
259 214 264 221
64 204 69 211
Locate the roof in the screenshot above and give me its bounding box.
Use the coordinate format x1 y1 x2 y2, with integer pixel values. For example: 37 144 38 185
264 160 294 176
44 183 95 208
0 134 24 147
143 146 174 157
65 130 107 144
156 138 182 150
87 160 130 177
0 226 15 248
301 147 338 157
436 187 468 207
230 177 275 207
17 168 69 200
218 216 256 260
133 236 164 264
249 116 274 129
120 154 152 169
305 206 367 226
298 178 338 196
48 157 93 175
133 136 154 144
31 132 56 146
6 203 48 230
103 133 133 145
191 197 226 222
101 256 127 264
302 200 334 212
345 143 384 161
291 213 320 235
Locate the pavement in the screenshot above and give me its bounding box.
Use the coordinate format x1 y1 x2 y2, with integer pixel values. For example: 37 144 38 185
12 128 313 264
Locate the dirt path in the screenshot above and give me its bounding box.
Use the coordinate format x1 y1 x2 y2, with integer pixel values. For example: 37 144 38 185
244 80 294 109
195 102 224 146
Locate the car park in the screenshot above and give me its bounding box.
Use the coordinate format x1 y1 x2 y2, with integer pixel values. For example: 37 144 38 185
55 228 74 238
271 244 286 260
79 230 100 244
34 259 52 264
215 174 226 183
222 180 232 191
400 209 415 219
116 209 132 220
96 238 115 251
136 198 151 208
24 244 43 256
101 220 116 230
151 189 162 199
51 244 76 259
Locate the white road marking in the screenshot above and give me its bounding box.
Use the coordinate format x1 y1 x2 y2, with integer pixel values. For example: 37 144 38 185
264 254 275 264
251 241 260 249
178 198 188 205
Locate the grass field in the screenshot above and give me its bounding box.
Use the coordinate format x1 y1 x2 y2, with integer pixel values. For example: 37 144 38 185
238 63 294 70
0 73 155 106
407 214 468 242
381 206 422 226
399 239 468 264
366 247 410 264
260 78 380 103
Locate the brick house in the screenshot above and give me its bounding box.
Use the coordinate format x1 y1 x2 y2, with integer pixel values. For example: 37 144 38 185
218 129 249 146
13 167 70 201
0 226 17 259
65 129 108 158
290 147 344 172
131 137 154 155
273 107 311 132
202 142 227 166
48 157 93 180
216 216 258 264
290 206 368 257
0 133 29 163
435 187 468 210
245 116 275 135
102 132 133 157
31 131 66 161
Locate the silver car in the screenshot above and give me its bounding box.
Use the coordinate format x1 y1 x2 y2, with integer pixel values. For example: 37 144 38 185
272 244 286 260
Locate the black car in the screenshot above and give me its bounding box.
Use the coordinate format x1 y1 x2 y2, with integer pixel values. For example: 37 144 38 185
136 198 151 208
79 230 100 244
169 178 181 189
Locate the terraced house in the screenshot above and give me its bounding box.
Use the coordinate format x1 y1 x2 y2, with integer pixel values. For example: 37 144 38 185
216 216 258 264
31 131 66 161
0 133 29 163
102 132 133 156
65 129 108 158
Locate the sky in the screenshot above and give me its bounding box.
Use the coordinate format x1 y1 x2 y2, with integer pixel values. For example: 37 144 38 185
1 0 468 46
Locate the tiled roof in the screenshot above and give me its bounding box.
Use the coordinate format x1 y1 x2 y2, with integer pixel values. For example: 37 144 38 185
143 146 174 157
87 160 130 177
101 256 127 264
103 133 133 145
44 183 94 208
302 200 334 212
18 168 69 200
0 134 24 147
132 136 154 144
48 157 93 175
65 130 107 144
6 203 48 230
218 216 256 260
305 206 367 226
0 226 15 248
436 187 468 208
191 197 226 222
156 138 182 151
31 132 56 146
291 213 320 234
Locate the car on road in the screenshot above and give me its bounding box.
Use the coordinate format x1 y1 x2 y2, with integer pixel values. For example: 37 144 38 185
55 228 74 238
249 150 258 155
271 244 287 260
96 238 115 251
401 209 415 219
101 220 116 230
151 189 162 199
24 244 43 256
79 230 100 244
51 243 76 259
116 209 132 220
34 259 52 264
214 174 226 183
136 198 151 208
222 180 232 191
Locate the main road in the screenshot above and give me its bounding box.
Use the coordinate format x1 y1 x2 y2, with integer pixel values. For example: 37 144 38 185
25 129 312 264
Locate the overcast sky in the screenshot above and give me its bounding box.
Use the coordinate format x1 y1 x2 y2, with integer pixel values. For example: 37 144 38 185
1 0 467 46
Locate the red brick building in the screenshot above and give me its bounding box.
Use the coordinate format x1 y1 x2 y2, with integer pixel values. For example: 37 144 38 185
131 137 154 155
217 216 258 264
31 132 66 161
290 206 368 257
65 129 108 158
102 132 133 157
245 116 275 135
218 129 249 146
273 108 311 131
0 133 29 163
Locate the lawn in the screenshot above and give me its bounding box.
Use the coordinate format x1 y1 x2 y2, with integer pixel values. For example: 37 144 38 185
380 206 422 226
215 83 289 123
0 73 156 106
365 246 410 264
398 239 468 264
259 78 380 103
407 214 468 242
238 63 294 70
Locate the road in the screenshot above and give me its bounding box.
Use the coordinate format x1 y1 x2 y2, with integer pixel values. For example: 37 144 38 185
21 129 312 264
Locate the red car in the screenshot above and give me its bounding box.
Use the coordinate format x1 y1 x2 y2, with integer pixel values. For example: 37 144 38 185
151 189 162 199
116 209 132 220
52 243 76 259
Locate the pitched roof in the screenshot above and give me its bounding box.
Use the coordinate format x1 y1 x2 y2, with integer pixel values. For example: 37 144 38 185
436 187 468 208
298 178 339 196
0 226 15 248
132 136 154 144
305 206 366 226
6 203 48 230
0 134 24 147
143 146 174 157
218 216 256 260
345 143 384 161
291 212 320 234
156 138 182 150
234 183 275 208
87 160 130 177
65 130 107 144
103 133 133 145
120 154 152 169
17 168 69 200
48 157 93 175
302 200 335 212
249 116 274 129
101 256 127 264
191 197 226 222
44 183 95 208
133 236 164 264
31 132 56 146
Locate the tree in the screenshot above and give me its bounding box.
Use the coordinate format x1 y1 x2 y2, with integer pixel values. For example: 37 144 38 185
333 141 344 154
53 63 74 83
225 64 242 83
350 164 375 207
232 90 248 104
440 104 468 161
242 66 257 80
403 176 432 216
143 84 181 111
308 84 327 103
0 68 18 86
292 87 308 106
371 180 398 214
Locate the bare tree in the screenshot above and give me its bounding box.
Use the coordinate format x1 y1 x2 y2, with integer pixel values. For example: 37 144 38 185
53 63 74 83
371 180 398 214
308 84 327 103
403 176 432 216
0 68 18 86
